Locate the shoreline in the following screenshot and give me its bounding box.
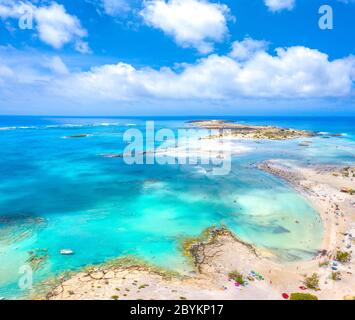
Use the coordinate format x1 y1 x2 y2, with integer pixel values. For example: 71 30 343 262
259 161 336 256
259 160 354 257
42 160 355 300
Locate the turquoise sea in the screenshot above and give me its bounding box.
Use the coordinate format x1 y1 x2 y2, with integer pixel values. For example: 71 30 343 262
0 116 354 299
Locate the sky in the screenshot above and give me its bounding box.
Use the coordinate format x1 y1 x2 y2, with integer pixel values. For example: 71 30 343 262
0 0 354 116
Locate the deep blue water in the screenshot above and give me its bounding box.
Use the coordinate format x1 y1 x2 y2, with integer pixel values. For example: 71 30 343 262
0 116 354 299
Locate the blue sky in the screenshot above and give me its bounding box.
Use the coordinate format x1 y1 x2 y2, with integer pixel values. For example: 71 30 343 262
0 0 354 116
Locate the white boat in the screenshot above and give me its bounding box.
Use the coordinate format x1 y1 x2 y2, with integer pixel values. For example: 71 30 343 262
60 249 74 255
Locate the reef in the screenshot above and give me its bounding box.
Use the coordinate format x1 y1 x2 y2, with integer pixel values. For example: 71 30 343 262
0 213 47 244
26 248 49 271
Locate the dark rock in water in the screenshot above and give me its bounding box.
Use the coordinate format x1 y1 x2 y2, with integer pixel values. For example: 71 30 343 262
330 134 343 137
65 134 89 138
100 153 123 158
272 226 291 234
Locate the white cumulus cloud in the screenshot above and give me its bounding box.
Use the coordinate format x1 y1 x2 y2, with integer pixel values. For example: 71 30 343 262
140 0 231 54
264 0 354 12
35 3 88 50
1 40 354 110
264 0 295 12
0 1 89 52
51 41 355 101
0 46 71 85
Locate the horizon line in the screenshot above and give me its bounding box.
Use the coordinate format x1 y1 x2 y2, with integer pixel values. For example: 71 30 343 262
1 114 355 118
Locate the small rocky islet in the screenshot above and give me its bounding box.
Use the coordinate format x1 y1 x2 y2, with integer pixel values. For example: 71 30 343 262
188 120 317 140
64 134 90 139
